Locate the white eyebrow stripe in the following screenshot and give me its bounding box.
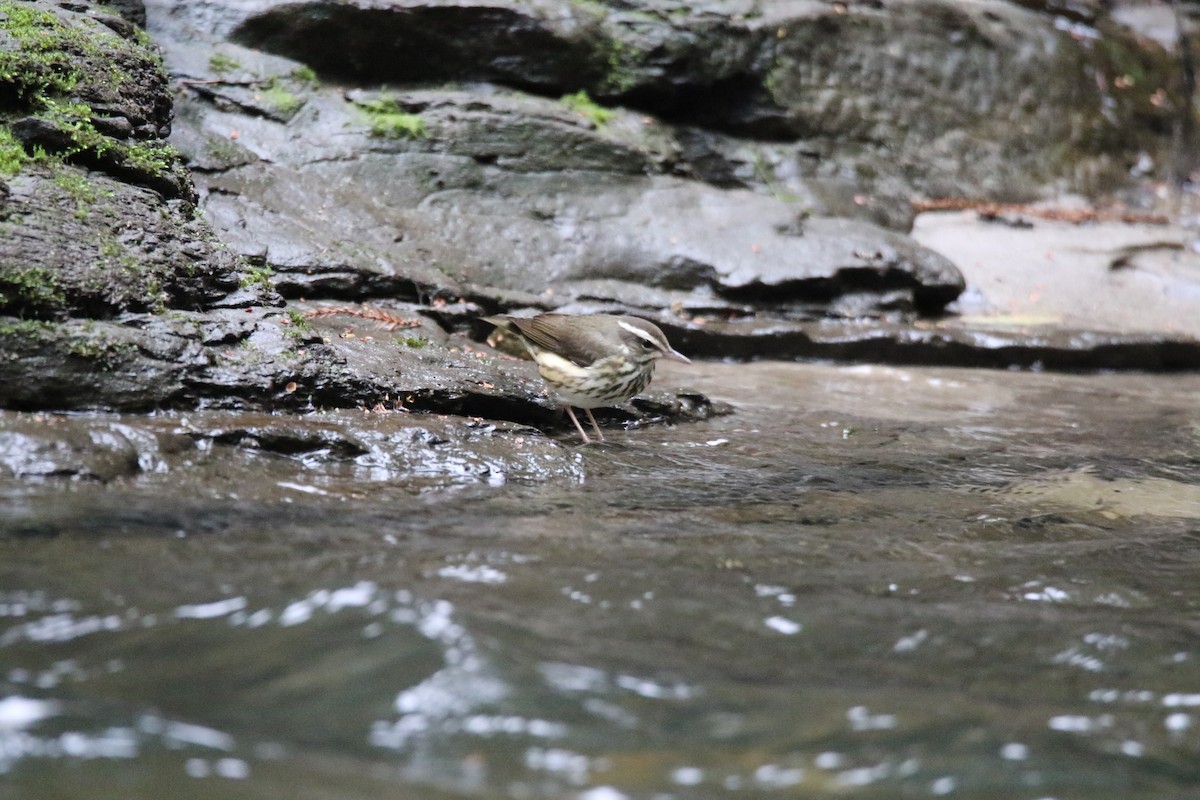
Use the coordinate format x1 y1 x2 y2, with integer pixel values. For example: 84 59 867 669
617 320 660 347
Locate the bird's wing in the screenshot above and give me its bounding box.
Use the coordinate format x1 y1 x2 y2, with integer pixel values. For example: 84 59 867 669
509 314 607 367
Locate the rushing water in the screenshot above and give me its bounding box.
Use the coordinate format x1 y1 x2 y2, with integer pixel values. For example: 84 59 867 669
1 362 1198 799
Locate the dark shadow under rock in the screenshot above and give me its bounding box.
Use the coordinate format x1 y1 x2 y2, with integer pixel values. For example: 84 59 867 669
662 316 1200 371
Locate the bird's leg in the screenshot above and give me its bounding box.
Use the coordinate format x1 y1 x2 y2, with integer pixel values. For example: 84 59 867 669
583 408 605 442
565 407 593 444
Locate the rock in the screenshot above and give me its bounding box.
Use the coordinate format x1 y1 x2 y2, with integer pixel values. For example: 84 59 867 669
0 0 193 210
214 0 1181 200
294 302 729 431
236 0 607 89
0 0 1195 445
0 1 715 430
96 0 148 29
0 408 590 491
0 413 166 481
144 0 1193 371
0 166 239 319
911 209 1200 347
173 74 965 320
665 315 1200 369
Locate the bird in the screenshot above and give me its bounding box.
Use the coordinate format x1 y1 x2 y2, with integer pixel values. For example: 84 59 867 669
483 312 690 444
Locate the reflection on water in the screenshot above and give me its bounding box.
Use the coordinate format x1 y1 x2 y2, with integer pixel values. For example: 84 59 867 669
1 363 1199 799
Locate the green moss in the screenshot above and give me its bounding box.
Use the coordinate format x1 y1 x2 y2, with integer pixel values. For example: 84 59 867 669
131 26 154 50
600 37 639 95
289 65 318 85
97 235 121 258
53 166 96 199
0 2 82 101
354 97 427 139
569 0 608 15
208 52 241 75
0 126 28 176
205 136 245 163
262 84 304 116
0 1 149 109
397 335 428 349
0 1 178 186
122 140 182 176
284 309 311 332
239 264 274 290
52 165 114 217
763 59 788 106
284 309 309 328
0 318 54 339
143 275 167 314
560 89 614 126
751 155 806 204
0 266 66 312
39 98 113 159
66 327 135 370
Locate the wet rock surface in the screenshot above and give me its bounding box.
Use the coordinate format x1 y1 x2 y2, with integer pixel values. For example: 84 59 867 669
217 0 1182 199
0 0 723 433
1 166 239 319
0 409 584 501
2 0 1197 438
146 0 1199 374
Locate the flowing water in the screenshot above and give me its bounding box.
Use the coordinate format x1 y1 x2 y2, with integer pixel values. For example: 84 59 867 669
1 362 1198 799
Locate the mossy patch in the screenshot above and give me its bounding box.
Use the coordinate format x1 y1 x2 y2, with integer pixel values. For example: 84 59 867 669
261 82 304 117
239 264 274 290
122 139 183 177
0 266 66 314
0 317 55 340
208 52 241 75
0 126 30 175
284 309 311 330
560 90 613 126
281 309 313 342
65 327 136 370
0 1 181 190
289 65 318 85
0 1 159 113
53 164 114 217
39 98 113 155
0 2 83 101
205 135 247 164
353 96 427 139
599 36 640 96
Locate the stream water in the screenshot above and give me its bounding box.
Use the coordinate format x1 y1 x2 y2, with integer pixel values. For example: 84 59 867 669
1 361 1198 799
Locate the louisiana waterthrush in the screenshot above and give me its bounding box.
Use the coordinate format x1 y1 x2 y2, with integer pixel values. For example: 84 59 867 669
483 313 690 444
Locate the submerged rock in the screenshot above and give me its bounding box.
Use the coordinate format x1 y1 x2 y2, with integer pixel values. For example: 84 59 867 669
0 408 589 497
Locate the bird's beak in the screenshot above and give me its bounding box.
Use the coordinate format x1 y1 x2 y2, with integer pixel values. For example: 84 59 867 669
663 348 691 364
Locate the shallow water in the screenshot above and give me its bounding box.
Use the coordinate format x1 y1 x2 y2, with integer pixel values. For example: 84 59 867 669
2 362 1199 799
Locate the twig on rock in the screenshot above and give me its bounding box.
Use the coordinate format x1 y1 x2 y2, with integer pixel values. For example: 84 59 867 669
911 198 1170 225
304 306 422 330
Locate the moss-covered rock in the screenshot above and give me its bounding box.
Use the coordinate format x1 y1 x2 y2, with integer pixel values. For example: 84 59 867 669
0 164 239 319
0 0 191 198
